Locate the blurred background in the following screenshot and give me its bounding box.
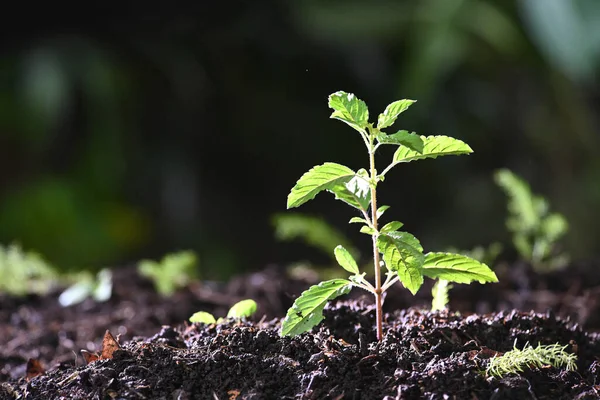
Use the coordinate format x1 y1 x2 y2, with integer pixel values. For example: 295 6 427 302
1 0 599 280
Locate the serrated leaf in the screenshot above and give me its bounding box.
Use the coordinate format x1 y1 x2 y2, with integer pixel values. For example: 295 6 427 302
393 135 473 164
377 100 416 129
360 225 376 235
421 252 498 284
334 245 360 274
377 232 425 294
227 299 258 319
349 217 368 224
280 279 352 336
328 91 369 133
287 163 355 209
380 221 404 233
377 205 390 218
331 172 371 211
190 311 217 324
377 131 424 153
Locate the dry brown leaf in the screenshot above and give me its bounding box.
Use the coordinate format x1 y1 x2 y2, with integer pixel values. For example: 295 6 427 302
227 389 241 400
81 350 100 364
100 330 121 359
25 358 44 381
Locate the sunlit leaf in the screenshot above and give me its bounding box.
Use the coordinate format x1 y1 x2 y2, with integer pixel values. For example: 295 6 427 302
360 225 376 235
377 100 416 129
334 245 360 274
227 299 258 319
392 135 472 164
377 130 424 153
331 171 371 211
280 279 352 336
380 221 404 233
349 217 368 224
377 232 424 294
328 91 369 134
190 311 217 324
287 163 355 209
376 205 390 218
421 252 498 284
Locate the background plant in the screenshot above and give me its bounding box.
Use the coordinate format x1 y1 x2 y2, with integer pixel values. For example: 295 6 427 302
280 91 498 340
138 250 199 296
494 169 569 271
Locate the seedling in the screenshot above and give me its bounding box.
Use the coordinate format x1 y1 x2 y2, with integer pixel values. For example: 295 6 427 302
494 169 569 271
486 341 577 378
190 299 258 324
280 91 498 340
138 250 199 296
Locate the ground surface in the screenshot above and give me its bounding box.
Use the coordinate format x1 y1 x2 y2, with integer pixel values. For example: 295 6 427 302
1 261 600 399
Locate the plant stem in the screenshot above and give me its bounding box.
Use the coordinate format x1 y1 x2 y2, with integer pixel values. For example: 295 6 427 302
368 135 384 341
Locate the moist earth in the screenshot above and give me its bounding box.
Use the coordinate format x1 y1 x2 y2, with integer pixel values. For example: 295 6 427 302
1 261 600 399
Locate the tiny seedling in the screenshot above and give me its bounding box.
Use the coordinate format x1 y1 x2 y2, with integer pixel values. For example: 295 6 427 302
138 250 199 296
280 91 498 340
190 299 258 324
486 341 577 378
494 169 569 271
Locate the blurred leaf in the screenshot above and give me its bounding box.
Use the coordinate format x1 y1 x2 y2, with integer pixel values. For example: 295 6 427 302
272 213 359 260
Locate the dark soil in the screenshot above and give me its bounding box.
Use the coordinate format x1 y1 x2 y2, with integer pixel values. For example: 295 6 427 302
1 260 600 399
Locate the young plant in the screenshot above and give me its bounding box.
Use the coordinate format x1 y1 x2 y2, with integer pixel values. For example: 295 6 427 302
494 169 569 271
486 341 577 378
280 91 498 340
190 299 258 324
138 250 199 296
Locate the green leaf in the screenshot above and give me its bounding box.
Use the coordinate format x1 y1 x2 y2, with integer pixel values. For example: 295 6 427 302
331 171 371 211
227 299 258 319
376 205 390 218
377 99 416 129
287 163 355 209
377 232 425 295
377 131 424 153
421 252 498 284
328 91 369 134
334 245 360 274
280 279 352 336
272 213 360 260
190 311 217 324
360 225 376 235
349 217 368 224
392 135 473 164
380 221 404 233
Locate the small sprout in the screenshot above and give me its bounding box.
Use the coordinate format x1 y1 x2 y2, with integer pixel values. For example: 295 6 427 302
280 91 498 341
431 279 452 311
494 169 569 271
138 250 199 296
486 341 577 378
190 299 258 324
58 268 113 307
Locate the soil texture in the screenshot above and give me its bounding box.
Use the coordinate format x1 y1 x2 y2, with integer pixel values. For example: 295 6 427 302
1 260 600 399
